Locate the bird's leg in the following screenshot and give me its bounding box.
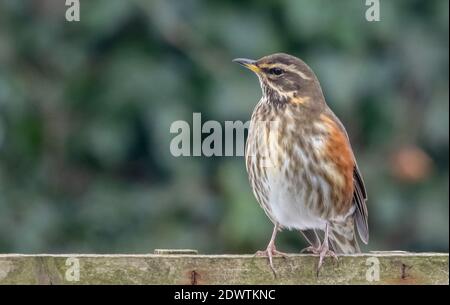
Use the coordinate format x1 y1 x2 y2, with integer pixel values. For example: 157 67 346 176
316 223 338 275
300 230 322 254
255 223 288 274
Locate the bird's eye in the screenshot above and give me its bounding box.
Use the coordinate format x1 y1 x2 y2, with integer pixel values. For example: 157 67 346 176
269 68 283 76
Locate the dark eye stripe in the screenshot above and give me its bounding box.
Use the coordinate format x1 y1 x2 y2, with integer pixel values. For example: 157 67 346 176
268 68 283 75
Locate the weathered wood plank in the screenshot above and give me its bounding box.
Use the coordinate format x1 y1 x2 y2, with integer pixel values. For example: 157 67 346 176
0 252 447 284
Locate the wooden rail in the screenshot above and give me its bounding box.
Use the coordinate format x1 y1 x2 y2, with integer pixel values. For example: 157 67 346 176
0 251 447 284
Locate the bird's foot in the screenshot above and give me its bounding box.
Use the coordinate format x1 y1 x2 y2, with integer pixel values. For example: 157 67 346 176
300 245 321 254
301 243 338 276
316 243 338 276
254 244 288 275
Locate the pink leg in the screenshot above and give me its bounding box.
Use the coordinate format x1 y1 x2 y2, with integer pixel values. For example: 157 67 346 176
316 223 338 275
300 224 338 275
255 223 288 274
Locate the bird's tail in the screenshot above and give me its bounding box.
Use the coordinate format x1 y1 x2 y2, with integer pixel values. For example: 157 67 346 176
328 217 360 254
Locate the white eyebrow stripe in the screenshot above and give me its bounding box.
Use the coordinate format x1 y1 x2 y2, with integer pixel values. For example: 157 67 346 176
284 64 312 80
295 70 312 80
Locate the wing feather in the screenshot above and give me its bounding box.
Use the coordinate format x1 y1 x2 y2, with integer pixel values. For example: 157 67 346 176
353 165 369 244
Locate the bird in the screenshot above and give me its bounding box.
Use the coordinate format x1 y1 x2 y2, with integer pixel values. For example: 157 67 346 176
233 53 368 274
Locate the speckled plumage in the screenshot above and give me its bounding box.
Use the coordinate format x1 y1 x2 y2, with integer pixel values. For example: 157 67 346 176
235 53 368 272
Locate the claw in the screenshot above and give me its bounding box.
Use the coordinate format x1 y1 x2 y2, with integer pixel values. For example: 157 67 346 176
315 223 339 276
255 245 289 275
300 245 321 254
255 224 288 275
300 224 340 276
317 248 338 274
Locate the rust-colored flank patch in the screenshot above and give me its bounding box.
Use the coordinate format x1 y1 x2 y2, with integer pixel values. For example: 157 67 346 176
320 114 354 212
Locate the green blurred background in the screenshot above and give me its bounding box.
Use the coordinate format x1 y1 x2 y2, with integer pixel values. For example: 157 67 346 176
0 0 448 254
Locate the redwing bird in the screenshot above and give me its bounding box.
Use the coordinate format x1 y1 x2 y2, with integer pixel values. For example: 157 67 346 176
233 53 368 273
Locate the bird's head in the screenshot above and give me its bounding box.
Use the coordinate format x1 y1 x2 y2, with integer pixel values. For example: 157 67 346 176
233 53 324 107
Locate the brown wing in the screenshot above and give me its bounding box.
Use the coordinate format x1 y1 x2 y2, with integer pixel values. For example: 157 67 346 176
353 164 369 244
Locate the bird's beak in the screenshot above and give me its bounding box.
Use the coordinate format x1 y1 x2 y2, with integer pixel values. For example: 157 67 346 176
232 58 261 74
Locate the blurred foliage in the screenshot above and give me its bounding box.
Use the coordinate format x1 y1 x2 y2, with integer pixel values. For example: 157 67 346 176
0 0 448 254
